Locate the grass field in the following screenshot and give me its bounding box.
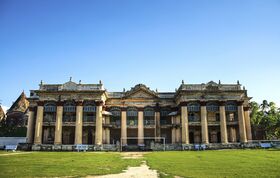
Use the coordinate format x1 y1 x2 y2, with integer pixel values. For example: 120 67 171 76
146 150 280 178
0 150 279 178
0 152 142 177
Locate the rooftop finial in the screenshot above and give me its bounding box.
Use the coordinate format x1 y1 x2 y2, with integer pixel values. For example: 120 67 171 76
237 80 240 85
79 80 81 84
182 80 184 84
40 80 43 85
99 80 102 85
243 86 246 90
70 77 72 82
123 88 125 92
156 88 158 92
219 80 221 85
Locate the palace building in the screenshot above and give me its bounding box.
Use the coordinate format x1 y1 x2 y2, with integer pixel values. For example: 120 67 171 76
26 79 252 151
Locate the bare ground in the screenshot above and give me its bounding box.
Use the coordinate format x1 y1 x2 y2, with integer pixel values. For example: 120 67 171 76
87 152 159 178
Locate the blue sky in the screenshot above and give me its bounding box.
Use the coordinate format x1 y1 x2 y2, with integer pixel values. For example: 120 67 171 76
0 0 280 109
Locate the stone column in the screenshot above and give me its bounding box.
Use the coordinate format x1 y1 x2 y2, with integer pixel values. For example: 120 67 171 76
155 105 161 142
181 104 189 144
176 127 181 143
219 102 228 144
26 107 35 144
75 101 83 145
238 102 247 142
138 109 144 145
34 102 44 144
95 101 103 145
121 109 127 145
54 102 63 144
171 127 176 144
105 116 110 144
244 107 252 141
229 127 236 142
201 102 209 144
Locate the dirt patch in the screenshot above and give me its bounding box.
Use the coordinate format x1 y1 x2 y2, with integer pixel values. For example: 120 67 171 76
120 152 148 159
0 152 33 156
87 161 158 178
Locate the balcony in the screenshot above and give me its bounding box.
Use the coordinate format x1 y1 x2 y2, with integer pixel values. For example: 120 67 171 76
63 115 76 126
127 120 138 128
43 115 56 126
110 120 121 128
144 119 155 128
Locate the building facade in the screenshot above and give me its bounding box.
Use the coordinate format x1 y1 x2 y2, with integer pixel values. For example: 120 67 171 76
26 79 252 150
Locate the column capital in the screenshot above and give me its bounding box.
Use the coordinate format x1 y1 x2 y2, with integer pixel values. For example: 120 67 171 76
121 107 127 111
57 101 64 106
180 102 188 107
138 107 144 111
200 101 207 106
28 106 35 111
155 103 160 112
76 100 83 106
237 100 244 106
95 100 104 106
218 100 226 106
37 101 44 106
244 106 250 111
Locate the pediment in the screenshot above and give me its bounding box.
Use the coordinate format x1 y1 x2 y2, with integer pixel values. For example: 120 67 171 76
128 90 156 98
60 81 78 91
124 84 158 99
204 81 220 91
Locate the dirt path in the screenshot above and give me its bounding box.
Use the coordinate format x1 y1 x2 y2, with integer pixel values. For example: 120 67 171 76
0 152 33 156
87 152 159 178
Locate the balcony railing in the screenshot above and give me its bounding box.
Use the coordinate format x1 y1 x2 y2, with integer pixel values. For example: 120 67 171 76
111 120 121 127
83 116 96 122
160 120 172 125
63 115 76 122
43 115 56 123
188 116 200 122
144 119 155 126
127 119 138 126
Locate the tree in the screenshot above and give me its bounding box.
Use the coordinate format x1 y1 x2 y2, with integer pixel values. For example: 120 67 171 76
250 100 280 140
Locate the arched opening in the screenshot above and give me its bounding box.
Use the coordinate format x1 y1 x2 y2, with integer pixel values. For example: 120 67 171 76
160 108 172 144
82 101 96 144
62 101 76 144
127 107 138 145
42 102 56 144
143 107 155 146
110 107 121 144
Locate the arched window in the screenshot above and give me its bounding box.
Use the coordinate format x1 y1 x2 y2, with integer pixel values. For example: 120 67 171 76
144 107 155 126
160 107 171 125
44 103 56 112
225 102 237 121
187 103 200 112
63 101 76 122
83 101 96 122
206 102 219 112
43 102 56 122
110 107 121 127
127 107 138 126
206 102 220 122
225 102 237 111
63 102 76 112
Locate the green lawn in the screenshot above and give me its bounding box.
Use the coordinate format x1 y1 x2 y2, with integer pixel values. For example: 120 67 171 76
0 152 142 177
145 150 280 178
0 150 279 178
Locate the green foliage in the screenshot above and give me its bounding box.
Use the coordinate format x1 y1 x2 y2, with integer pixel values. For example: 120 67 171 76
250 100 280 139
